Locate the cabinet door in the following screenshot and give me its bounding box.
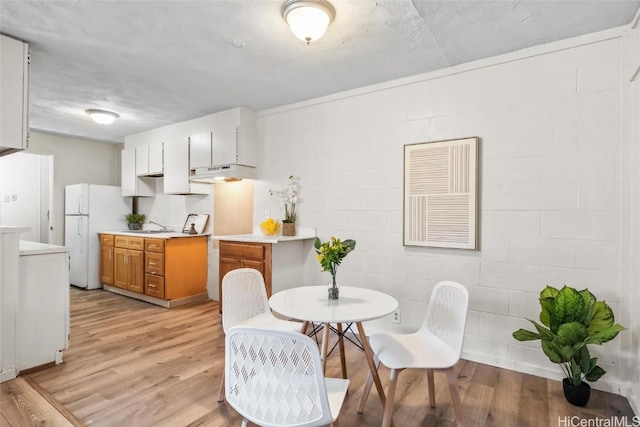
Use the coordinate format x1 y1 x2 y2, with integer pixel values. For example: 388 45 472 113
0 35 29 153
212 124 237 166
121 148 137 197
113 247 129 289
189 131 212 170
163 137 190 194
100 245 114 285
148 142 164 175
240 260 265 277
128 250 145 293
236 125 258 167
135 145 149 176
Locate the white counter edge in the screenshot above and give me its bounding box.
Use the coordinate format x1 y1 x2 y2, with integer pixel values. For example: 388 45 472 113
19 241 70 256
213 226 316 244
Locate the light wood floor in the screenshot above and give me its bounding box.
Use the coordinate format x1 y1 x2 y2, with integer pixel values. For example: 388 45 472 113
1 288 635 426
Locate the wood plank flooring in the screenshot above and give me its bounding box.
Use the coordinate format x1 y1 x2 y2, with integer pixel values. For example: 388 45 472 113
1 288 635 426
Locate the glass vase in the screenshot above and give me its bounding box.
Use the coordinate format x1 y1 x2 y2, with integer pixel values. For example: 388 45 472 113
328 272 339 300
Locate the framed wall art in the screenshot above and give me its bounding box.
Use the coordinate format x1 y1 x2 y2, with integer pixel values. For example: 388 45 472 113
403 137 479 250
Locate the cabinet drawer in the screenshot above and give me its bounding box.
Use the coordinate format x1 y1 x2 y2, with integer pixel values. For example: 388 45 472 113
145 252 164 275
100 234 114 246
128 237 145 250
145 274 165 299
115 236 146 250
145 238 165 253
219 242 265 261
115 235 128 248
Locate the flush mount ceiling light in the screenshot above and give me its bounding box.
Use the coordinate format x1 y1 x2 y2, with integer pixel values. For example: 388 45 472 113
86 109 119 125
281 0 336 45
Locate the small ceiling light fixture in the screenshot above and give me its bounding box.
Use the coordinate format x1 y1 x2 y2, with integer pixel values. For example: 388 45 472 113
281 0 336 45
86 108 119 125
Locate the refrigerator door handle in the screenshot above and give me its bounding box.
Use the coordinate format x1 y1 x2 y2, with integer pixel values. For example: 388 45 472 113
77 217 83 236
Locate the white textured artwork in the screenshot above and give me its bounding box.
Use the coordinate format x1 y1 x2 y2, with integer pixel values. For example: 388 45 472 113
404 137 478 249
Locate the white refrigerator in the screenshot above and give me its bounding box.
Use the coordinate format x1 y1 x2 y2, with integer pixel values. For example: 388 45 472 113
64 183 131 289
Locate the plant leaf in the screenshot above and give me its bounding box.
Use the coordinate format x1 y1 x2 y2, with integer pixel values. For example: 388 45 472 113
585 324 625 345
580 289 597 325
539 297 555 327
579 346 591 374
553 286 586 324
542 341 563 363
540 286 560 299
587 301 615 335
314 237 321 249
585 365 606 382
556 322 588 346
513 329 540 341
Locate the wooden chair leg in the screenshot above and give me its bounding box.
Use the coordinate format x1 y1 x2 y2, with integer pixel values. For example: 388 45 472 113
332 418 340 427
358 357 379 413
382 368 399 427
445 367 465 427
427 369 435 408
336 322 347 379
217 372 225 403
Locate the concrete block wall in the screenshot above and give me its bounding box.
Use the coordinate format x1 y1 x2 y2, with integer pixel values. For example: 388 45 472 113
256 31 629 393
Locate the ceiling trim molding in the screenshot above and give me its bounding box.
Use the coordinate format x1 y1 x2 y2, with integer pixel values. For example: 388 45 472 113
258 25 626 118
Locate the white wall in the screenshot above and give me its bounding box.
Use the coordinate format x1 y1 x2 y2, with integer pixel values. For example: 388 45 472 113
621 11 640 414
255 29 633 394
26 132 122 245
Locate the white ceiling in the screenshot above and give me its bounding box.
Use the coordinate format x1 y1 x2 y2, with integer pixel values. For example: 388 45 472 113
1 0 639 144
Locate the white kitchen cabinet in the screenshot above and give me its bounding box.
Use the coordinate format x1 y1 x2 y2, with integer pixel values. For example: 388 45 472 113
121 148 155 197
148 141 164 175
136 142 164 176
18 242 70 372
164 137 210 195
215 124 258 167
0 34 29 157
189 131 213 170
188 125 257 170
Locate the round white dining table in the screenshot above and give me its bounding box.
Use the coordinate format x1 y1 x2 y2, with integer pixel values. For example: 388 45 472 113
269 285 398 418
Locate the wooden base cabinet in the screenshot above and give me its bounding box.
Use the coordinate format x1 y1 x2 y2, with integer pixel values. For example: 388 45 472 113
218 241 272 313
113 236 145 293
99 234 114 285
100 234 208 307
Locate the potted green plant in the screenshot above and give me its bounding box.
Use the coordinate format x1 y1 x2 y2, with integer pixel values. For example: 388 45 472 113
125 213 145 230
512 285 625 406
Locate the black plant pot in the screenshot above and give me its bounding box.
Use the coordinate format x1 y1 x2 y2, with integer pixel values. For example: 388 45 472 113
128 223 142 230
563 378 591 407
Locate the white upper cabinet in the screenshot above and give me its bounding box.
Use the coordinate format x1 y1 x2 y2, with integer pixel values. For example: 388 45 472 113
0 34 29 157
164 137 210 195
189 132 213 170
136 142 164 176
121 148 155 197
188 124 257 171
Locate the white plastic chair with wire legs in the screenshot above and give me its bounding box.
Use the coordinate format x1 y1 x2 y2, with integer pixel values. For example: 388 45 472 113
217 268 301 403
225 326 350 427
359 281 469 427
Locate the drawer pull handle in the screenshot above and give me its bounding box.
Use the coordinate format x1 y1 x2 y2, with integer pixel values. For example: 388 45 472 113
149 244 158 248
148 283 156 288
149 262 156 266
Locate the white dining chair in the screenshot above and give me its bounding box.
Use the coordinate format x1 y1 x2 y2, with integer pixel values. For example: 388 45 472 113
360 281 469 427
225 326 350 427
218 268 301 402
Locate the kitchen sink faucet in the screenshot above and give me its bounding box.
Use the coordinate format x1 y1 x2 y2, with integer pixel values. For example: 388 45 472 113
150 221 171 231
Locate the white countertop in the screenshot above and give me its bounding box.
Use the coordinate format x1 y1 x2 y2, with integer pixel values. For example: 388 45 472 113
19 240 70 255
99 230 210 239
213 227 316 244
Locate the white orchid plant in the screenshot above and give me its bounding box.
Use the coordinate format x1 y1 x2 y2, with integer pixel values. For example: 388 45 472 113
269 175 298 223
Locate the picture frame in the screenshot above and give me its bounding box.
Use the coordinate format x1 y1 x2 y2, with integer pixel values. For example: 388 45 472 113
182 213 209 234
403 137 479 250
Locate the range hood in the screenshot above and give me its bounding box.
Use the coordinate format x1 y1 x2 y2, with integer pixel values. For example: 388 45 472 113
190 164 255 182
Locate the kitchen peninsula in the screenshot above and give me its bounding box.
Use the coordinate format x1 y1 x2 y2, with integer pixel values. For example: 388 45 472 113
213 227 315 313
99 231 208 308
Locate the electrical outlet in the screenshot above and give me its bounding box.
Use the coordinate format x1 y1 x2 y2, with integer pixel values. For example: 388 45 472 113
392 309 401 324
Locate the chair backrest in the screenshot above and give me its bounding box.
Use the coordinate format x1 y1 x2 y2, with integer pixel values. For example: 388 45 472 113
222 268 270 333
420 281 469 357
225 326 334 427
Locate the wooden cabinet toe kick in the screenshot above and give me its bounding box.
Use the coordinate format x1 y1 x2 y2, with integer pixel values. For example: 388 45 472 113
103 284 208 308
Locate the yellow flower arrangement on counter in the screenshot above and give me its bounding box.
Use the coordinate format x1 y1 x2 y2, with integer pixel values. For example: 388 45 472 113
260 217 280 236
